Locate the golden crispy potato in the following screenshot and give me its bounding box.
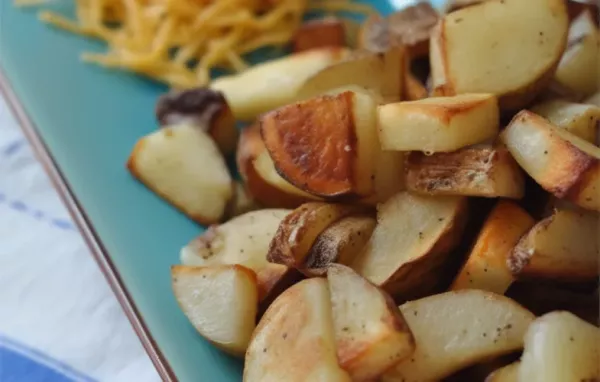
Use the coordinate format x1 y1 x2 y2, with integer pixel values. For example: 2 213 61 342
267 202 367 268
519 311 600 382
555 10 599 98
382 290 535 382
403 69 428 101
171 265 258 356
377 93 499 152
406 145 525 198
430 0 569 110
155 88 238 155
261 91 379 198
180 209 294 301
327 265 415 381
451 201 535 293
127 124 233 224
236 125 317 209
210 48 350 121
244 278 351 382
292 18 346 52
485 362 519 382
301 215 376 277
531 99 600 143
501 110 600 211
508 208 599 282
351 192 467 298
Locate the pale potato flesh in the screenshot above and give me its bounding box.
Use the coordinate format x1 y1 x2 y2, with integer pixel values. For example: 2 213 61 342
377 93 499 152
127 124 232 224
171 265 258 356
485 362 519 382
451 200 534 294
585 92 600 107
327 264 415 382
531 99 600 143
244 278 350 382
519 311 600 382
431 0 569 109
382 290 535 382
253 151 320 200
210 48 350 121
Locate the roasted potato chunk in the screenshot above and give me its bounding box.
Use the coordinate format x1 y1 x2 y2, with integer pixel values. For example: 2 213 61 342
351 192 467 298
382 290 535 382
501 110 600 211
261 91 379 198
244 278 350 382
327 265 415 381
403 69 428 101
508 208 599 282
225 181 260 218
406 146 525 198
127 124 233 224
210 48 350 121
430 0 569 110
444 0 490 13
378 93 499 152
585 91 600 107
292 18 346 52
171 265 258 356
301 215 376 277
531 99 600 143
267 202 367 268
451 201 535 294
485 362 519 382
519 311 600 382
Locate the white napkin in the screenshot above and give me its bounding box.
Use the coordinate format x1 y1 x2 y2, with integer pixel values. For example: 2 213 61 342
0 96 160 382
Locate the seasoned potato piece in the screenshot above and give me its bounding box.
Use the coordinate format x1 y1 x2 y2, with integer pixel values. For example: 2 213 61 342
127 124 233 224
180 209 294 301
351 192 467 298
292 18 346 52
225 181 260 218
327 265 415 381
382 290 535 382
211 48 350 121
519 311 600 382
155 88 238 155
301 215 376 277
378 93 499 152
485 362 519 382
171 265 258 356
403 70 428 101
261 91 379 197
244 278 350 382
509 208 599 281
430 0 569 110
367 150 406 204
501 110 600 211
585 91 600 107
406 146 525 198
555 10 599 98
451 201 535 293
237 125 317 209
444 0 490 12
531 99 600 143
267 202 367 268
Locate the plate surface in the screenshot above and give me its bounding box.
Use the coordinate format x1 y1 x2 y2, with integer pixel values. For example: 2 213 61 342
0 1 442 380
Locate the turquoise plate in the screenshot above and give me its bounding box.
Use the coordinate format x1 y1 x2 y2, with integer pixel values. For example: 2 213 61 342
0 1 443 380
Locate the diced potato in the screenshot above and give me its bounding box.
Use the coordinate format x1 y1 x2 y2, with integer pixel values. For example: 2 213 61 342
585 91 600 107
519 311 600 382
378 93 499 152
127 124 233 224
403 69 428 101
555 10 599 98
180 209 293 301
531 99 600 143
351 192 467 298
292 18 346 52
508 208 599 281
210 48 350 121
500 110 600 211
267 202 367 268
406 145 525 198
430 0 569 110
301 215 376 277
225 181 260 218
368 150 406 204
327 265 415 381
451 201 535 294
244 278 351 382
171 265 258 356
261 91 379 198
485 362 519 382
444 0 490 13
382 290 535 382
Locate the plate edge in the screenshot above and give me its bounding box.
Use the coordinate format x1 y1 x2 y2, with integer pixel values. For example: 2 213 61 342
0 67 177 382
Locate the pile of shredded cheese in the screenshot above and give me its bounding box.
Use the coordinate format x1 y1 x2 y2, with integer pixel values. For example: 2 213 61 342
16 0 373 88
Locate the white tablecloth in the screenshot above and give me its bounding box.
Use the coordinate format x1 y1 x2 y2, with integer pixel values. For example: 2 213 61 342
0 96 160 381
